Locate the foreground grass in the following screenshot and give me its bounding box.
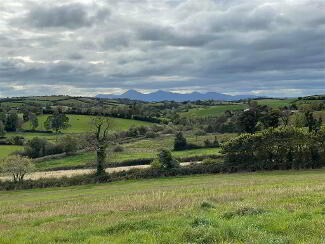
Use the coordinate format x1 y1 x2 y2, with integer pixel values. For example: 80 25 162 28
0 169 324 243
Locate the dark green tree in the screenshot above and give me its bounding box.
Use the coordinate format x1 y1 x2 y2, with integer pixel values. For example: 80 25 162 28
158 149 179 169
238 110 258 134
0 121 6 137
5 112 19 132
44 110 70 133
28 113 39 130
174 131 187 150
261 109 281 128
305 111 322 132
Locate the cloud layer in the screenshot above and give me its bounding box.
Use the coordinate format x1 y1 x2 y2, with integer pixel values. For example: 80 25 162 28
0 0 324 97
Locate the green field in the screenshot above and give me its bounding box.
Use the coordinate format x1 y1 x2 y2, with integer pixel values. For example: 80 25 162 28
22 115 153 133
0 145 23 158
0 169 324 243
182 104 247 117
255 99 296 108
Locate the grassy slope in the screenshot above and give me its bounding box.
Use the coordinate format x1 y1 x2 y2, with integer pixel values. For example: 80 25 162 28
0 169 324 243
22 115 153 133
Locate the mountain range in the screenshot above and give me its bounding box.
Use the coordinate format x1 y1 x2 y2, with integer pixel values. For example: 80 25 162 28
96 90 259 102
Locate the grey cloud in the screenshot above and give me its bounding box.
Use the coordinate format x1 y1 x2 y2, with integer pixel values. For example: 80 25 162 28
21 3 110 29
0 0 324 97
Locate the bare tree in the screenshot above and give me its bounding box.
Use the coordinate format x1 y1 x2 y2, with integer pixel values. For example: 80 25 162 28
90 116 114 175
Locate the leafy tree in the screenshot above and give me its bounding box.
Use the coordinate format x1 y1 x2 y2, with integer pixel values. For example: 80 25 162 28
44 110 70 133
5 112 20 132
158 149 179 169
28 113 39 130
305 111 322 132
261 110 281 128
174 131 187 150
238 110 258 133
0 121 6 137
0 155 34 182
280 110 291 126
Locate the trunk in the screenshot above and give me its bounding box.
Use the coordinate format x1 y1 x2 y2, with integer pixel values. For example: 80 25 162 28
96 145 106 175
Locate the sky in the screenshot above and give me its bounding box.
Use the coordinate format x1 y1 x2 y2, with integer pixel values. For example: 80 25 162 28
0 0 324 98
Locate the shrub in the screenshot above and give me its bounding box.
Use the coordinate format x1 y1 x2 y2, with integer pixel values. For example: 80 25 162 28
145 130 158 138
59 135 79 154
150 159 162 169
222 127 325 171
113 145 124 152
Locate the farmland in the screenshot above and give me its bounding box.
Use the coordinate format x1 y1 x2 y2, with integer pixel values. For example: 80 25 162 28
0 169 324 243
22 114 153 133
181 104 248 117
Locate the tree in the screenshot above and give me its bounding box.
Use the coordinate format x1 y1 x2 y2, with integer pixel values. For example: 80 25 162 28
0 155 34 182
174 131 187 150
90 116 114 175
158 149 179 169
0 121 6 137
260 110 281 128
280 110 291 126
305 111 322 132
5 112 20 132
28 112 39 130
238 110 258 134
44 110 70 133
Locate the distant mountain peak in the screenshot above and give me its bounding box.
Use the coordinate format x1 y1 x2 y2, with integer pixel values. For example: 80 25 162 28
96 89 258 102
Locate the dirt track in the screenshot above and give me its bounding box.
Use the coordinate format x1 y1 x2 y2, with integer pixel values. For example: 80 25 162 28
0 162 196 181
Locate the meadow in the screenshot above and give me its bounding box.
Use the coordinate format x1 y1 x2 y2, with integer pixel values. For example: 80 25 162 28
22 114 153 133
0 169 324 243
181 104 247 117
0 145 23 158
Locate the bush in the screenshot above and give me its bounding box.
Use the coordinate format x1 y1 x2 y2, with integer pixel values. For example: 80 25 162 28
58 135 79 154
145 130 158 138
6 136 25 145
222 127 325 171
113 145 124 152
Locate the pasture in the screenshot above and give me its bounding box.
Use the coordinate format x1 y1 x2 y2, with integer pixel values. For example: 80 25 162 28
22 115 153 133
0 169 323 243
181 104 247 117
0 145 23 158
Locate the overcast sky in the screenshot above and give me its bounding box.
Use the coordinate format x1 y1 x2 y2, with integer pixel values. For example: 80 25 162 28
0 0 324 97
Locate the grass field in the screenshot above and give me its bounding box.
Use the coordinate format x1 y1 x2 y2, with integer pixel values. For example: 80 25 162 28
182 104 247 117
0 145 23 158
0 169 324 243
255 99 296 108
22 115 153 133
